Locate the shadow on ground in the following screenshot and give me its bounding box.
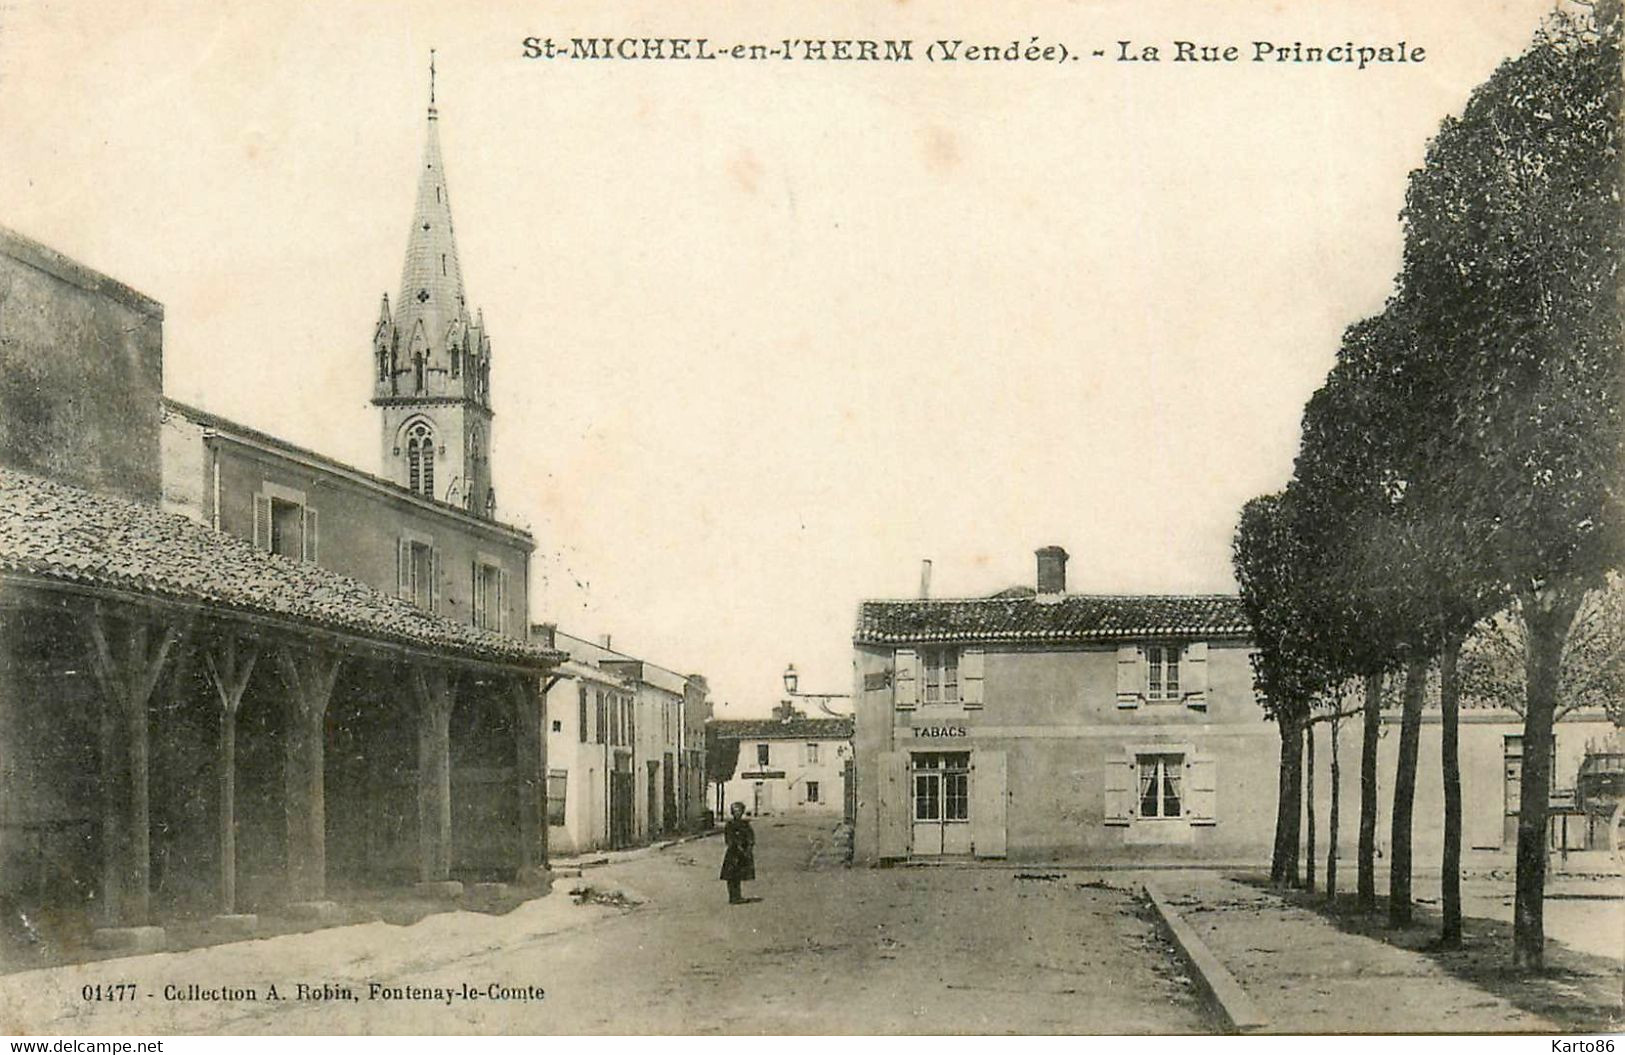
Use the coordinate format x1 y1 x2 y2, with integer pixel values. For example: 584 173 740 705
1236 876 1623 1033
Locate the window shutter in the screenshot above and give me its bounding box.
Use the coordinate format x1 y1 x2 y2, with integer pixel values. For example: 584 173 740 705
397 538 410 597
877 752 910 859
893 649 919 710
1115 645 1142 708
498 569 511 634
971 750 1007 858
429 547 441 613
961 648 985 708
253 495 272 552
1104 757 1133 825
471 560 482 625
1187 756 1217 824
301 507 319 562
1182 641 1209 709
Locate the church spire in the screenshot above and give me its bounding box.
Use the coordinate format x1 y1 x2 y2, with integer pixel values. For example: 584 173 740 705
372 55 497 517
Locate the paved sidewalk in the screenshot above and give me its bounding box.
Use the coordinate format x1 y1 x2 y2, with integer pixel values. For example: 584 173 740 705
549 829 720 872
1150 871 1623 1034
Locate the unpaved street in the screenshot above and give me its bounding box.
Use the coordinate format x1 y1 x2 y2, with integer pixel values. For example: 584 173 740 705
0 816 1209 1035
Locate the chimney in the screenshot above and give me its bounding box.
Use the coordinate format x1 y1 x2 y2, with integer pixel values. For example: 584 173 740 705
1035 546 1069 597
919 559 933 599
599 633 613 651
533 622 557 649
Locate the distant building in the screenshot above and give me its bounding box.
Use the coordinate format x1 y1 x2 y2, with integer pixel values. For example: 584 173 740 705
711 717 854 817
536 627 712 853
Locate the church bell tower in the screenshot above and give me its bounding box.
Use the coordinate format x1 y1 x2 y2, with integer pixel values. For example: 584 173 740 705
372 53 496 517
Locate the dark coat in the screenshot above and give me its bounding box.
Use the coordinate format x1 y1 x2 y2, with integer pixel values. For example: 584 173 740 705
719 817 755 882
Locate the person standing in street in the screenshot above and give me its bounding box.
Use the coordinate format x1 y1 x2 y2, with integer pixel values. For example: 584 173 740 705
720 801 755 904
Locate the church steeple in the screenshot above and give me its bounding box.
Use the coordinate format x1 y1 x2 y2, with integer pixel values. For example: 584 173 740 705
372 54 497 517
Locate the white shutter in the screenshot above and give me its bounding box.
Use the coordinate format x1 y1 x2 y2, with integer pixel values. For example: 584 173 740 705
498 569 511 634
471 559 482 626
961 648 985 708
893 649 919 710
1182 641 1208 710
877 752 910 859
1104 756 1133 825
1116 644 1142 708
397 538 410 598
1187 756 1217 824
971 750 1007 858
301 507 319 562
253 495 272 552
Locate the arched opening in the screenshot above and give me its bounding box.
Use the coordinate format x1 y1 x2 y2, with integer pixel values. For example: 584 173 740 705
405 422 435 498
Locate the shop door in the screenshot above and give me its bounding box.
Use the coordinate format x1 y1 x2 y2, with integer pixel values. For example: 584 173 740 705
911 752 971 856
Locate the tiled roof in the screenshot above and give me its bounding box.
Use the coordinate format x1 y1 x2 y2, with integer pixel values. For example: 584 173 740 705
855 594 1252 645
0 467 559 668
709 718 853 741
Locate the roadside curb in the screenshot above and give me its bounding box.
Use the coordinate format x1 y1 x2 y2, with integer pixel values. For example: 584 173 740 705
552 828 722 872
1142 882 1268 1035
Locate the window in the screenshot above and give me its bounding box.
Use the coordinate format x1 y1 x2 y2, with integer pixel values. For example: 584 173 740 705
757 743 770 767
912 753 970 821
806 780 820 803
1146 645 1181 701
922 647 959 704
1138 754 1183 818
578 685 589 744
472 560 503 630
254 491 317 562
547 769 567 826
806 742 820 765
406 422 435 497
269 498 302 558
398 539 435 611
551 720 562 733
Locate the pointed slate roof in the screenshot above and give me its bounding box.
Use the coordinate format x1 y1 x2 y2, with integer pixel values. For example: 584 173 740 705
395 99 469 356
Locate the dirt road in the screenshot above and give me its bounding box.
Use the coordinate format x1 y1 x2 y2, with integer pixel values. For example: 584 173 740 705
0 816 1210 1035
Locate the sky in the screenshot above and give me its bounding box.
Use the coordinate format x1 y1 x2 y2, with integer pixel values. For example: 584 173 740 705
0 0 1561 716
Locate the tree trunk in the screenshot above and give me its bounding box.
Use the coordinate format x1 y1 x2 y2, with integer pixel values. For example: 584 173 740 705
1388 655 1428 928
1513 583 1582 972
1357 672 1382 912
1440 632 1464 947
1327 706 1341 901
1272 716 1305 888
1306 721 1317 893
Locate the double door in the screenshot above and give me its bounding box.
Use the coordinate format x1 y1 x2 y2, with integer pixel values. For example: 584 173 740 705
912 752 972 855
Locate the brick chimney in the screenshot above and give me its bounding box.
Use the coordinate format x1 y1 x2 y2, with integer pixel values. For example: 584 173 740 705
919 559 933 599
1035 546 1069 597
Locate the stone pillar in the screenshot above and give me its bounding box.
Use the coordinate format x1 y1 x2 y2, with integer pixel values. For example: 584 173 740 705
276 645 341 912
412 668 455 892
511 676 547 885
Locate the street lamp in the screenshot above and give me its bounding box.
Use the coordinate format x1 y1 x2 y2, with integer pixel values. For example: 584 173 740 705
782 661 851 717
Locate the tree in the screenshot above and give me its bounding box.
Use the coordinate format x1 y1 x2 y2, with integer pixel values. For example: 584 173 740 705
1397 2 1623 968
1234 492 1330 887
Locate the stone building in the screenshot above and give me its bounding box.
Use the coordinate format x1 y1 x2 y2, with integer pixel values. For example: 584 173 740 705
0 224 561 956
709 717 853 818
538 627 711 854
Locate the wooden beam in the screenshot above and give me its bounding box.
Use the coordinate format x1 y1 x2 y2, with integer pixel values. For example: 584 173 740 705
203 635 259 915
411 665 455 884
276 642 344 903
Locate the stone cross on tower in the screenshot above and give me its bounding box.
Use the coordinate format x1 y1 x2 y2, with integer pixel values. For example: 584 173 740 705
371 54 496 517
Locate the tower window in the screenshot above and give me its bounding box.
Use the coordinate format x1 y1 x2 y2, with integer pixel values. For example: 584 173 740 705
441 254 447 276
406 422 435 498
413 352 425 393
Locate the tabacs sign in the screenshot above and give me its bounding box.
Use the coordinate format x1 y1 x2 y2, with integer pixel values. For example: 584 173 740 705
911 725 968 739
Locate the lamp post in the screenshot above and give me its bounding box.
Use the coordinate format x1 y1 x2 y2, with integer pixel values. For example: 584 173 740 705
782 663 852 717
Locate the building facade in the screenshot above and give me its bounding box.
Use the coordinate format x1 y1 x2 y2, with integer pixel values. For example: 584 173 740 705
0 226 560 957
854 545 1615 868
537 628 711 853
854 546 1272 864
711 718 854 818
